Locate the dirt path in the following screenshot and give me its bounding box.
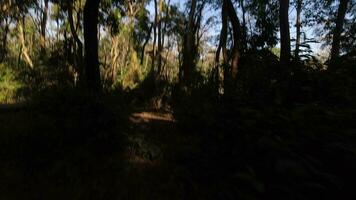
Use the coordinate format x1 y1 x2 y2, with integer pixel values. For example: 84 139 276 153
0 105 202 199
123 109 181 167
129 109 176 123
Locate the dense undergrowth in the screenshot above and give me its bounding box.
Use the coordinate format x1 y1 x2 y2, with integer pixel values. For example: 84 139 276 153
172 52 356 199
0 64 24 103
1 52 356 199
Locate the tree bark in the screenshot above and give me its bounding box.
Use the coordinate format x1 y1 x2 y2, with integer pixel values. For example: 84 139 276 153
181 0 197 83
330 0 349 61
225 0 242 79
279 0 291 64
40 0 49 57
141 23 153 65
68 0 84 80
84 0 101 92
157 0 163 76
152 0 158 72
18 17 34 69
215 0 228 93
0 18 10 62
239 0 247 50
294 0 302 61
215 1 228 66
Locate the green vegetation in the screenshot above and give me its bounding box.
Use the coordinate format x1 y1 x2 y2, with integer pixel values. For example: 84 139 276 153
0 64 23 103
0 0 356 199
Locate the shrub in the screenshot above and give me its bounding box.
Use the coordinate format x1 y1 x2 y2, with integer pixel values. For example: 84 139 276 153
0 63 23 103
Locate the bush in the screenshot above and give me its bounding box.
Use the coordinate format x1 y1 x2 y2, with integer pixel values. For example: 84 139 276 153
0 63 24 103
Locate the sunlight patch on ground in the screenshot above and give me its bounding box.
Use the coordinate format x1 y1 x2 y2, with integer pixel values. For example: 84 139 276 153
130 111 176 123
123 148 160 169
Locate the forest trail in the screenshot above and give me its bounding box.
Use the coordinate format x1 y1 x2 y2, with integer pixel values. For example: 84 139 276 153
0 104 200 199
124 108 183 166
129 109 176 124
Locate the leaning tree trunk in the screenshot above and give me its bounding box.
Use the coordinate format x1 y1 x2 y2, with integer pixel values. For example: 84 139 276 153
18 17 34 69
84 0 101 92
215 0 228 93
330 0 349 62
225 0 242 79
68 0 84 81
279 0 291 64
141 23 153 65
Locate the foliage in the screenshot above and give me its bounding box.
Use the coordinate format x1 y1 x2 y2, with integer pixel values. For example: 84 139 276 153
0 63 23 103
1 0 356 199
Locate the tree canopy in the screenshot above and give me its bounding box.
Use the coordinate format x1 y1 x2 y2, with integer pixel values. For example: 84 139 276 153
1 0 356 199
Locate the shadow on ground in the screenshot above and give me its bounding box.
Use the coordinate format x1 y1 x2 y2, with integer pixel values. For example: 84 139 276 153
0 97 205 200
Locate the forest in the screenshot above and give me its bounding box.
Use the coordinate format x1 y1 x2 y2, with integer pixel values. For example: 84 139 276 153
0 0 356 199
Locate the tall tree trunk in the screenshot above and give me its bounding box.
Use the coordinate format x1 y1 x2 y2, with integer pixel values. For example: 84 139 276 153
294 0 302 61
181 0 197 83
141 23 153 65
84 0 101 92
330 0 349 61
215 1 228 65
157 0 163 76
215 0 228 93
68 0 84 81
0 18 10 62
225 0 242 79
152 0 158 72
40 0 49 57
239 0 247 50
279 0 291 64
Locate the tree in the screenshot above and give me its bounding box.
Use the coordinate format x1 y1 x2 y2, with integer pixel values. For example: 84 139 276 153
39 0 49 57
279 0 291 63
225 0 243 79
180 0 206 84
246 0 280 49
0 1 12 62
181 0 197 83
330 0 349 61
67 0 84 81
157 0 163 75
215 0 228 81
84 0 101 92
294 0 302 61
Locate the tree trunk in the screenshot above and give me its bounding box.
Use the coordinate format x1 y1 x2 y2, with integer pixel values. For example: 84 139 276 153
181 0 197 83
215 1 228 66
294 0 302 61
279 0 291 64
330 0 349 61
141 23 153 65
152 0 158 72
68 0 84 81
215 0 228 93
239 0 247 50
40 0 49 57
0 18 10 62
225 0 242 79
84 0 101 92
157 0 163 76
18 17 34 69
